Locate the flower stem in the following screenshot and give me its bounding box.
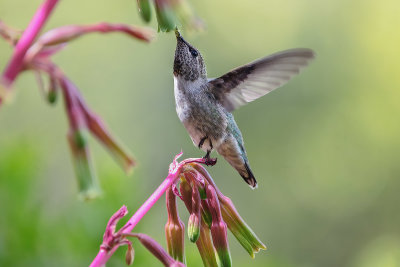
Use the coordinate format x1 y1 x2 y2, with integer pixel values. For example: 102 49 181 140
90 176 176 267
1 0 59 87
89 155 213 267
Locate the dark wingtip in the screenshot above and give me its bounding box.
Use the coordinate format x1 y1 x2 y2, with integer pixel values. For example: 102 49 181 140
243 162 258 189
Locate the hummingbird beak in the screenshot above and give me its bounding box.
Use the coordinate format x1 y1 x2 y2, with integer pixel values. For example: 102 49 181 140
175 29 189 46
175 28 181 39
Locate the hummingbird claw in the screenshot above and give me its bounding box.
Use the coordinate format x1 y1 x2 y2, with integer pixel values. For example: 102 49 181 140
202 150 216 165
203 157 217 166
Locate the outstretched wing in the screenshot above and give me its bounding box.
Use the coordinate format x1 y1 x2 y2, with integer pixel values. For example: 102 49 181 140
208 48 315 112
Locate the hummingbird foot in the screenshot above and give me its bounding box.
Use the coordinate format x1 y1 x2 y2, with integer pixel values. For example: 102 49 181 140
198 136 208 149
203 150 217 166
204 157 217 166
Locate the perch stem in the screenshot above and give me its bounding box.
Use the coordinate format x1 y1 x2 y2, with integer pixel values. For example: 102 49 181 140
89 156 212 267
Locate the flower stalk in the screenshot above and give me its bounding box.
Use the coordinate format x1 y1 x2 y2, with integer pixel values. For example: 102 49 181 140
90 153 216 267
1 0 59 91
1 17 155 196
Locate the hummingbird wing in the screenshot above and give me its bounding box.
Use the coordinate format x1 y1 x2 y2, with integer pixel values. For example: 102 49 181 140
208 48 315 112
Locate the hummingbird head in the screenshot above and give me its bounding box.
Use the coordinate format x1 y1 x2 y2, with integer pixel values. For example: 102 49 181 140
174 30 206 81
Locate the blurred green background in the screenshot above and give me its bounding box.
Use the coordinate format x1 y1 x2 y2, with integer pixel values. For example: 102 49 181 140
1 0 400 266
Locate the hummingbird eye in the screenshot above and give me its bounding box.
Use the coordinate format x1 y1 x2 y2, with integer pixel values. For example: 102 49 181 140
189 48 198 57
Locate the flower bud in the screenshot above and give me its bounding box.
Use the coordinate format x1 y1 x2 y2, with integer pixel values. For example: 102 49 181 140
179 176 192 212
220 196 266 257
155 0 177 32
60 78 100 200
180 178 218 266
47 75 58 104
165 187 186 263
188 185 201 242
200 199 212 228
125 242 135 265
67 129 101 200
137 0 152 23
85 112 135 174
188 213 200 243
206 185 232 267
132 233 185 267
191 163 266 257
182 170 211 227
62 65 135 174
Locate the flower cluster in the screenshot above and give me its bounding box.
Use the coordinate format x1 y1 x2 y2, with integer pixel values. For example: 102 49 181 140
1 0 205 199
166 163 266 266
136 0 203 32
0 20 154 199
92 153 265 266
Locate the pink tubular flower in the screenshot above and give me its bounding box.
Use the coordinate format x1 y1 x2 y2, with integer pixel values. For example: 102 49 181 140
60 75 100 200
26 23 154 61
191 164 267 257
179 178 218 267
206 184 232 267
90 153 264 266
136 0 203 32
1 12 157 197
126 233 186 267
101 205 129 251
57 74 135 198
165 187 186 263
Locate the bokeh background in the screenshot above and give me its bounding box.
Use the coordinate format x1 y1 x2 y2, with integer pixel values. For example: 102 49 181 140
1 0 400 266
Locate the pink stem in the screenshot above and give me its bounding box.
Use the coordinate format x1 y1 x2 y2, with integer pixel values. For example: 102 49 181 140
1 0 59 87
89 156 212 267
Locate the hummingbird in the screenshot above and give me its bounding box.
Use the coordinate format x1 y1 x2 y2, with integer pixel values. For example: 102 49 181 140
173 30 314 188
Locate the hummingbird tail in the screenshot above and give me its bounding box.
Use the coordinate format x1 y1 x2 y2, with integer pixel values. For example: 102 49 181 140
216 136 258 189
241 162 258 189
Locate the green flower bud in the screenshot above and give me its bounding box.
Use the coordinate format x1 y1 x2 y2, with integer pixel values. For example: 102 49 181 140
67 130 101 200
137 0 152 23
188 213 200 243
220 196 267 258
47 75 58 104
155 0 177 32
47 89 57 104
188 185 201 242
73 128 89 149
